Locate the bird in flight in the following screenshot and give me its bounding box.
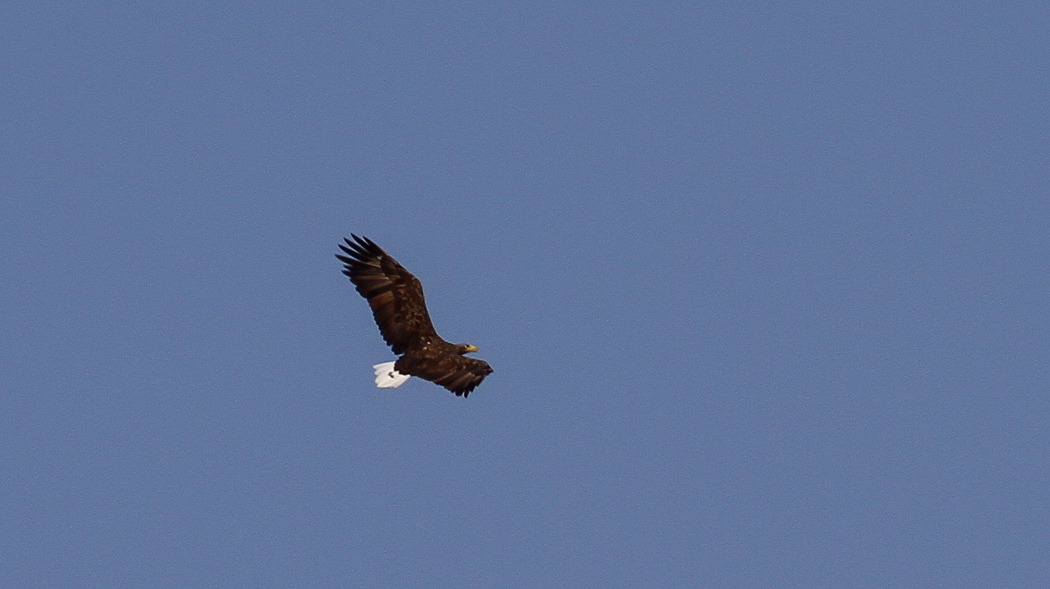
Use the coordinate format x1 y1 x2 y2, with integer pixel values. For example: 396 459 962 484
336 235 493 397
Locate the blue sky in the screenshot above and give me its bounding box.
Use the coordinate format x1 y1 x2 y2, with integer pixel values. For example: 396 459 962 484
3 3 1049 587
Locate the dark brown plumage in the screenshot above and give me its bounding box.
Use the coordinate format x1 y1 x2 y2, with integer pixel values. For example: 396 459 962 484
336 235 493 396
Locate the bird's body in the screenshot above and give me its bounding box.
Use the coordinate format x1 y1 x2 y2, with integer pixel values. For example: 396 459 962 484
336 235 492 397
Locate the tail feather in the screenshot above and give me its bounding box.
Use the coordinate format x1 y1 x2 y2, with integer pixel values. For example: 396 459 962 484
373 361 410 388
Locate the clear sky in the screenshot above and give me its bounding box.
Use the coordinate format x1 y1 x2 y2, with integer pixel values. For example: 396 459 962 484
3 3 1049 587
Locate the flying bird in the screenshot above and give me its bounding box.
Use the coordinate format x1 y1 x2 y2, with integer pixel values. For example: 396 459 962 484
336 235 493 397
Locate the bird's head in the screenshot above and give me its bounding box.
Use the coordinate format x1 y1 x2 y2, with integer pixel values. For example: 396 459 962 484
456 343 479 355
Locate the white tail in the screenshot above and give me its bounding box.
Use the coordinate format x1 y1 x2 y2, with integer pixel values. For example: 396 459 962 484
373 361 411 388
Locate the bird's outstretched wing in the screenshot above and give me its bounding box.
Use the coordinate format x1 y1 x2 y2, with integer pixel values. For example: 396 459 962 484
336 234 437 355
397 353 493 397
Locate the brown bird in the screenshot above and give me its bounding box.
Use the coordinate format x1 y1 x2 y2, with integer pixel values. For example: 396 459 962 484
336 235 493 397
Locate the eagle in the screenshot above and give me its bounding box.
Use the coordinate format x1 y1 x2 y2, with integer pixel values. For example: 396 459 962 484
336 234 493 397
